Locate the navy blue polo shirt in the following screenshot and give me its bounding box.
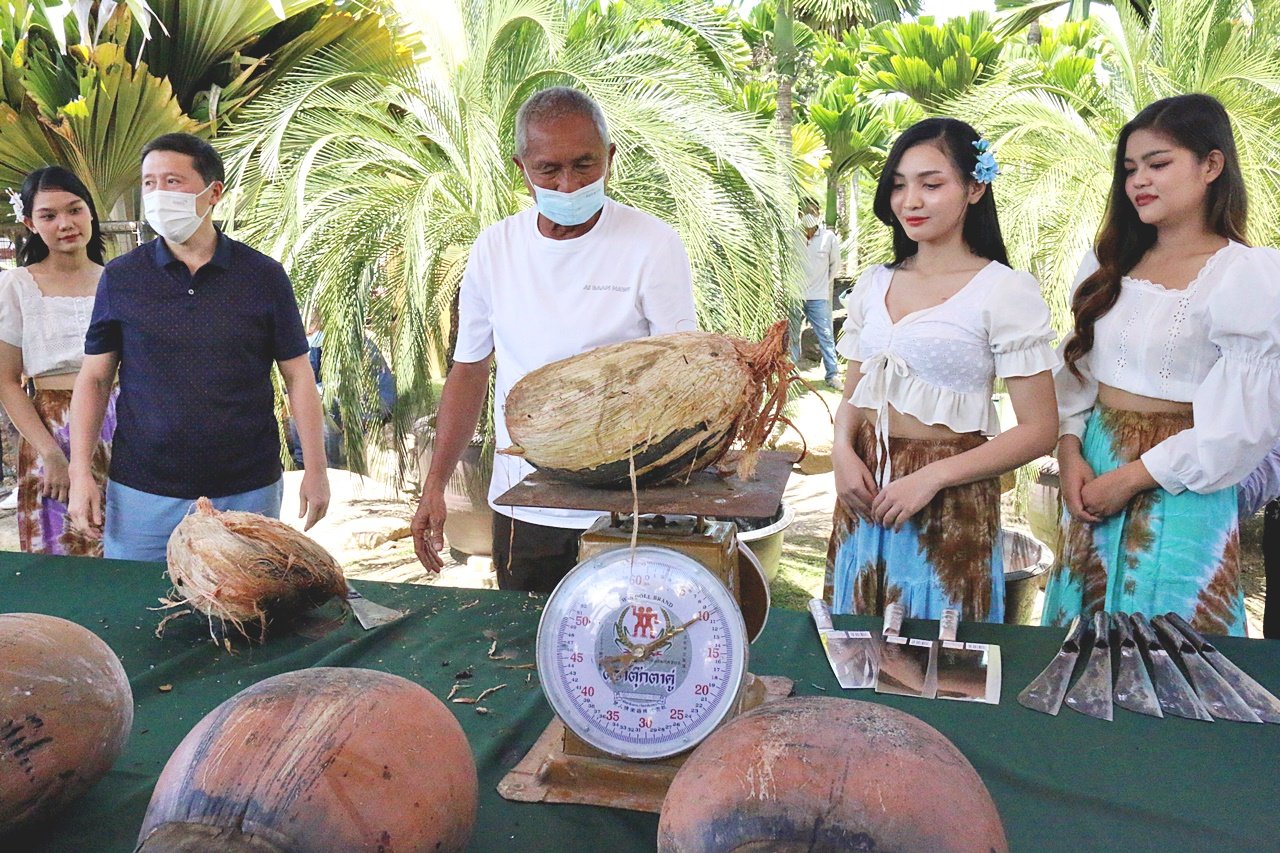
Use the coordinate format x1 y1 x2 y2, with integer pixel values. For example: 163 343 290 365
84 233 308 498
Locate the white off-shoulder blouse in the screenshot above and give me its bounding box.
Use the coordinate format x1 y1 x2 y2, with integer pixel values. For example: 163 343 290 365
1055 242 1280 494
837 260 1058 482
0 267 96 378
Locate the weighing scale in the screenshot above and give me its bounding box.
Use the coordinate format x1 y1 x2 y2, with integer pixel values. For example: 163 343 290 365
496 451 796 813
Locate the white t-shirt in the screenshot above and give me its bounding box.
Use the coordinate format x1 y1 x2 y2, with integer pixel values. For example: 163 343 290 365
454 199 698 528
0 267 96 377
801 228 841 300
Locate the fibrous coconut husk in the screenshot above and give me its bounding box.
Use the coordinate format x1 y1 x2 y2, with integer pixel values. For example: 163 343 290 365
503 320 796 487
160 498 347 642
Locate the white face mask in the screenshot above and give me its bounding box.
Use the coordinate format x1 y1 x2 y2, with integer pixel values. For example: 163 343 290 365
801 213 821 229
143 183 215 244
524 169 607 227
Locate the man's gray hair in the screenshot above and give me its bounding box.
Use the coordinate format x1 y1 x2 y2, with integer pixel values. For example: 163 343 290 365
515 87 611 157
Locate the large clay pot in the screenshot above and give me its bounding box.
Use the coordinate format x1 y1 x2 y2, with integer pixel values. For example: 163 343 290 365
137 667 476 853
658 696 1007 853
0 613 133 834
414 419 494 557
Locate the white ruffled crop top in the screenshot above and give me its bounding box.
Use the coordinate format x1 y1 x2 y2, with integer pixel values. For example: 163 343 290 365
0 267 96 378
1056 242 1280 495
837 260 1058 482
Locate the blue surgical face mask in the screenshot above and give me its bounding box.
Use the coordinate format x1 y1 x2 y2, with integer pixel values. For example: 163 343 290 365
525 171 607 227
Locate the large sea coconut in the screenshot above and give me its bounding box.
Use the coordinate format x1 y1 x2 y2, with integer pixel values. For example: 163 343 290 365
0 613 133 834
658 696 1007 853
503 321 793 487
137 667 477 853
163 498 347 641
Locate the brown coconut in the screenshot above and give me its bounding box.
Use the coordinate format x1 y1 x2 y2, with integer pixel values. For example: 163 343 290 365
0 613 133 834
163 497 347 641
503 321 794 487
136 667 477 853
657 696 1008 853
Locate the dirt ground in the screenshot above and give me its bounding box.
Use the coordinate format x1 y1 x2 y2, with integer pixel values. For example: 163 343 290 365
0 358 1267 636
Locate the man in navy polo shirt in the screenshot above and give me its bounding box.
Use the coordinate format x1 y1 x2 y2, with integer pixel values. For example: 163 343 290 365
67 133 330 561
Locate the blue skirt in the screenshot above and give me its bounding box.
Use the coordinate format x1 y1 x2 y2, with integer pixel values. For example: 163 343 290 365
1041 405 1244 636
826 421 1004 622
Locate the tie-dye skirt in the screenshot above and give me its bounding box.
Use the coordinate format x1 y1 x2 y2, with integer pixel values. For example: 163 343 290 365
1041 405 1245 636
826 420 1005 622
16 388 118 557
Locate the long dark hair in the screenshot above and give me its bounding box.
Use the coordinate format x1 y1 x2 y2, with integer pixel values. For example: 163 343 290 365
1064 93 1247 378
872 117 1009 268
15 166 106 266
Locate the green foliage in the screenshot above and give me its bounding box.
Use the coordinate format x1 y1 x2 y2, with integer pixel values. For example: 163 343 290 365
860 12 1005 107
995 0 1153 37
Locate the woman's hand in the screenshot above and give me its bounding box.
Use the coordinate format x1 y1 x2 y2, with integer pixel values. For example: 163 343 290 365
1081 461 1155 519
871 466 944 531
39 447 71 505
1057 438 1101 523
832 441 878 521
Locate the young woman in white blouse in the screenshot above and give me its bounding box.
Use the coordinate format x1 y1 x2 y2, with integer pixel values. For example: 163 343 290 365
0 167 115 556
1045 94 1280 636
828 118 1059 621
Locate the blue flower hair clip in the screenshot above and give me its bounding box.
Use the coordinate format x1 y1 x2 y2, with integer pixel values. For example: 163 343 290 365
971 138 1000 184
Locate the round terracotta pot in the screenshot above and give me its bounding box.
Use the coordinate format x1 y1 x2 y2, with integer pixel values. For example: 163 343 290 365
658 696 1007 853
0 613 133 835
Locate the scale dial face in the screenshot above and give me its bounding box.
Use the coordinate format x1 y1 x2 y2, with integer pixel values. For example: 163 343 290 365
536 546 749 761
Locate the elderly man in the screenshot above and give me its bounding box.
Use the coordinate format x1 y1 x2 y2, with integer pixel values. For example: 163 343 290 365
411 87 697 592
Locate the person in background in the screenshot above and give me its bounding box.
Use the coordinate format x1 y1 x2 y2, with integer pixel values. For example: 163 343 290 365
828 118 1059 622
67 133 329 561
792 200 842 390
0 167 115 555
410 86 697 592
1046 94 1280 636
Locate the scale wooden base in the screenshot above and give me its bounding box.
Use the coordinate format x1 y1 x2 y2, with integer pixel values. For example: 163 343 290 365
494 451 797 813
497 674 794 812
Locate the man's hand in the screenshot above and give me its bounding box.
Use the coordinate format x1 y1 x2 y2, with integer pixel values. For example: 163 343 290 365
411 487 446 572
67 468 103 539
297 467 330 531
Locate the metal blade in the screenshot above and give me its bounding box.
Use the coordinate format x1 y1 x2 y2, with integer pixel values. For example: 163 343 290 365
876 636 934 698
931 610 999 704
1162 613 1280 724
345 582 407 630
809 599 878 689
823 632 880 689
1130 613 1212 722
1151 616 1261 724
1111 612 1162 718
1064 611 1113 720
1017 616 1086 715
874 603 934 698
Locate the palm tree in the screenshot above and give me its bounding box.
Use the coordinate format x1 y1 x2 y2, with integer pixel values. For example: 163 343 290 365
947 0 1280 330
995 0 1153 36
0 1 398 219
859 12 1007 109
220 0 802 470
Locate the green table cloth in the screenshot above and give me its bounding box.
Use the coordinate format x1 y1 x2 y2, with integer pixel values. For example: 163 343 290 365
2 551 1278 852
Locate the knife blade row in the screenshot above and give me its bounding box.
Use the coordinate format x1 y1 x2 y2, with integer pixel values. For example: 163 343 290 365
1018 611 1279 724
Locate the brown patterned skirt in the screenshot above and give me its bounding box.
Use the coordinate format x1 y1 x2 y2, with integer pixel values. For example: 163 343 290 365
17 389 116 556
826 419 1003 621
